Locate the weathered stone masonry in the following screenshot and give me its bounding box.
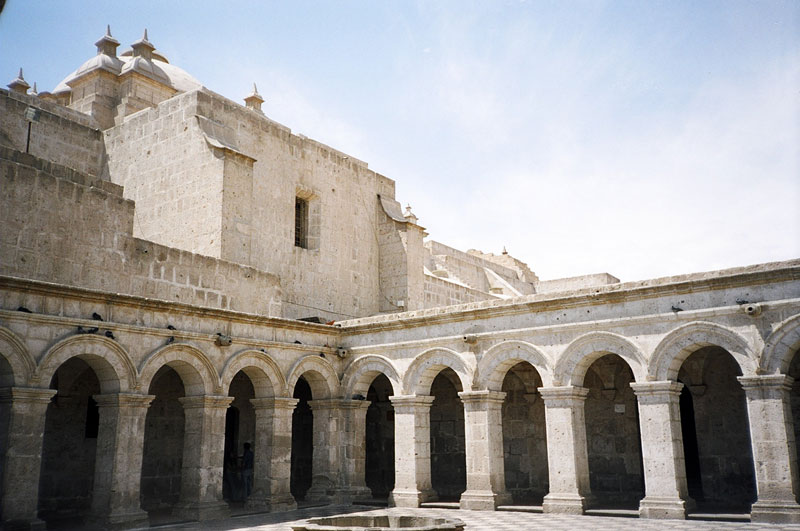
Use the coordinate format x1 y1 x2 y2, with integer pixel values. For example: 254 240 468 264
2 28 800 530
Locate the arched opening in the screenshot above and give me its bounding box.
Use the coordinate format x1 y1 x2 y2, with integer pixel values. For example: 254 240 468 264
789 349 800 488
678 380 703 501
501 362 548 504
224 371 256 506
37 357 101 526
677 346 756 513
0 354 15 508
583 354 644 509
140 366 185 519
430 367 466 502
365 373 395 500
291 376 313 501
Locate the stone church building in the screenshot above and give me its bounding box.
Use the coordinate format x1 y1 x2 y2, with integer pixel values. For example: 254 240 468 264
1 28 799 529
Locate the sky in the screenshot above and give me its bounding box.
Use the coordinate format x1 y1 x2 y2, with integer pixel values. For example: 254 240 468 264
1 1 798 282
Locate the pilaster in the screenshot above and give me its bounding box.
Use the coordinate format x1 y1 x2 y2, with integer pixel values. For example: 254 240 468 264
247 397 298 512
175 395 232 521
539 386 592 514
630 381 692 519
388 395 437 507
89 393 154 530
0 387 56 531
738 375 800 524
458 390 512 510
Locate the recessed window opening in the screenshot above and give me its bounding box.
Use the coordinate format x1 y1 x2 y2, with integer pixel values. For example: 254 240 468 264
295 197 309 248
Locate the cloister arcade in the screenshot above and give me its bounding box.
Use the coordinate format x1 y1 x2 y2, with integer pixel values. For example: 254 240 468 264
2 314 800 528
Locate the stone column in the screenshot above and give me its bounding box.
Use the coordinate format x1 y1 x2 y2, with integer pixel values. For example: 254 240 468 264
89 393 154 529
458 390 512 510
247 397 298 512
738 375 800 524
306 399 340 502
175 395 232 521
0 387 56 531
337 399 372 502
630 381 692 519
388 395 436 507
540 386 592 514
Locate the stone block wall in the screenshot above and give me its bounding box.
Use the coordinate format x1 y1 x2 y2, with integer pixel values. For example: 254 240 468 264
0 90 104 177
424 273 492 308
501 365 548 503
103 88 401 320
0 144 282 317
38 358 100 520
430 370 466 501
141 367 185 510
584 355 644 506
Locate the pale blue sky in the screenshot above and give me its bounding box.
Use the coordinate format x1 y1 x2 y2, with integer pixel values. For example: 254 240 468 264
2 1 798 281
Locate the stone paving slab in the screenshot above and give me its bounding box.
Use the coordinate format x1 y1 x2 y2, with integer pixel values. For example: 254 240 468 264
149 504 800 531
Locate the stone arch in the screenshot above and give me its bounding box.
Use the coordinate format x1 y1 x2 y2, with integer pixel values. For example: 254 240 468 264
286 355 339 399
554 331 647 386
341 354 401 398
761 313 800 375
138 343 218 396
477 340 553 391
0 325 35 387
649 321 758 381
220 349 287 397
402 347 472 395
36 334 136 393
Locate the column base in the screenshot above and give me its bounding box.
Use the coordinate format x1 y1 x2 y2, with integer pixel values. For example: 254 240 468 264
459 489 513 510
638 496 689 520
175 500 230 521
1 517 47 531
87 508 149 530
750 500 800 524
542 493 588 514
334 485 372 504
389 488 437 508
245 493 297 513
306 477 335 503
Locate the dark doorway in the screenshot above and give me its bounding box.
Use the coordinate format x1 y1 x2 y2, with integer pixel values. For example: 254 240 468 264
678 381 703 502
429 368 466 502
365 374 395 498
223 407 241 502
290 377 313 500
38 357 100 525
141 366 185 513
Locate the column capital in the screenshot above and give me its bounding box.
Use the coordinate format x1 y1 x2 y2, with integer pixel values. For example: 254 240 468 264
92 392 155 408
250 397 298 410
738 374 793 392
178 395 233 409
631 381 683 400
389 394 435 409
0 386 57 403
539 385 589 405
307 398 346 411
458 390 506 406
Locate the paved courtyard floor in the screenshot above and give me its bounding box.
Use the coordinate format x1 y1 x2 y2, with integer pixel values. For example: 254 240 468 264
149 504 800 531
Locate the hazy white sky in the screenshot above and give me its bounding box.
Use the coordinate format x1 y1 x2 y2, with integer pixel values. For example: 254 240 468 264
1 1 798 281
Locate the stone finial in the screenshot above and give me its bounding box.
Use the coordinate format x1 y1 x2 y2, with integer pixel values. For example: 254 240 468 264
131 28 155 60
95 24 120 56
404 204 419 224
502 247 508 255
244 83 264 113
8 68 30 94
31 82 38 96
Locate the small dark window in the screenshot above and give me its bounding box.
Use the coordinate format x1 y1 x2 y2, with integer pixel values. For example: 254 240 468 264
85 397 99 438
295 197 309 248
